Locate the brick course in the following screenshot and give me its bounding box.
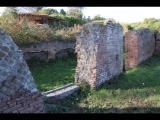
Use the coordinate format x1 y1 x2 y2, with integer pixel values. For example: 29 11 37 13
125 28 155 70
75 20 123 88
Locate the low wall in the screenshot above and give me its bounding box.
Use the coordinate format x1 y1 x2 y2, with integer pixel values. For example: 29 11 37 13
19 41 76 61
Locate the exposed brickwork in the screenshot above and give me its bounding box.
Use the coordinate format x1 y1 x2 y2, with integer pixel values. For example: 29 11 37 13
0 90 44 113
19 41 75 61
154 32 160 55
0 29 44 113
125 28 155 70
75 20 123 88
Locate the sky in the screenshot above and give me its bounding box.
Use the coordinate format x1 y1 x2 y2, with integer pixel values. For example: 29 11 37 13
1 7 160 23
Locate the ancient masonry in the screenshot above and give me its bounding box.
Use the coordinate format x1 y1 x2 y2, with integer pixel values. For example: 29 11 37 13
0 29 44 113
75 21 124 88
19 41 75 61
125 28 155 70
154 32 160 55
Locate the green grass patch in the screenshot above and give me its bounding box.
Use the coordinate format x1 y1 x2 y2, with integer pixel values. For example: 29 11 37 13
28 54 77 92
36 55 160 113
29 54 160 113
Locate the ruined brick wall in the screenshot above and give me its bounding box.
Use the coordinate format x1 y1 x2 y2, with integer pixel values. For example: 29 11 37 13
154 32 160 55
75 21 123 88
0 29 44 113
0 90 44 113
125 28 155 70
19 41 75 61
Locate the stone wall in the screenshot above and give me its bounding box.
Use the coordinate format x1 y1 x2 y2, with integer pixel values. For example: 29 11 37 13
19 41 76 61
0 29 44 113
154 32 160 55
125 28 155 70
75 20 124 88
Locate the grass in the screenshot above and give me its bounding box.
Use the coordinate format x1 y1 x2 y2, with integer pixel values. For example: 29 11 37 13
28 53 77 92
29 54 160 113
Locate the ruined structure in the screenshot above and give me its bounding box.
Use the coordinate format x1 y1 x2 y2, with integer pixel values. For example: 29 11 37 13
0 29 44 113
125 28 155 70
154 32 160 55
19 41 75 61
75 21 124 88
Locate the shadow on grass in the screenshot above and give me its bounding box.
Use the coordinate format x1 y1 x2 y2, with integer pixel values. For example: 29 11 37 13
47 94 160 113
45 55 160 113
96 55 160 91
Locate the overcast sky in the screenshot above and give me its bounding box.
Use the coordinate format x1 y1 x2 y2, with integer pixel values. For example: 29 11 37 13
1 7 160 23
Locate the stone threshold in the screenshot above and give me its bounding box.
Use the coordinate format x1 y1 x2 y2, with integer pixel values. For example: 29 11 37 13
42 83 80 100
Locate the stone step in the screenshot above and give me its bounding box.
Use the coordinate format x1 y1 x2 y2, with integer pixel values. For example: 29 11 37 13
42 83 80 100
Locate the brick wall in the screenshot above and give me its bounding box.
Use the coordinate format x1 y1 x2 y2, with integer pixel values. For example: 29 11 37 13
19 41 76 61
0 89 44 113
125 28 155 70
154 32 160 55
75 20 123 88
0 29 44 113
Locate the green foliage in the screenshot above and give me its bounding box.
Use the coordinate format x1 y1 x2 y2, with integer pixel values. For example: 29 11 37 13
2 7 18 19
92 14 106 21
38 8 59 15
60 9 66 15
0 14 79 45
121 18 160 33
50 14 84 27
68 7 83 19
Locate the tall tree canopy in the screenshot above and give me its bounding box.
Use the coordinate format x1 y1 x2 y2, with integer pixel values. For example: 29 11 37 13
60 9 66 15
67 7 84 19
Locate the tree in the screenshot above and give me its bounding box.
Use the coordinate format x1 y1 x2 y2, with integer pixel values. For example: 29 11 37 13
2 7 18 18
60 9 66 15
68 7 85 11
68 8 83 19
92 14 106 21
87 16 91 22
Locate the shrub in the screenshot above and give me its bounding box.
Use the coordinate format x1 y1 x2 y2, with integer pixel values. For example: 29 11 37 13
0 15 79 46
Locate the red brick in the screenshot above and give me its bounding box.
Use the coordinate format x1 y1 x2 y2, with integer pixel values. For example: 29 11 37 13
12 93 23 99
29 106 43 113
30 92 39 95
29 101 40 107
2 96 11 102
22 99 35 106
19 109 29 113
8 102 16 107
35 96 45 100
12 110 19 113
24 93 32 98
24 106 34 113
0 105 9 112
17 97 31 105
31 93 41 99
16 105 29 111
6 99 16 104
0 101 7 107
3 104 22 113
